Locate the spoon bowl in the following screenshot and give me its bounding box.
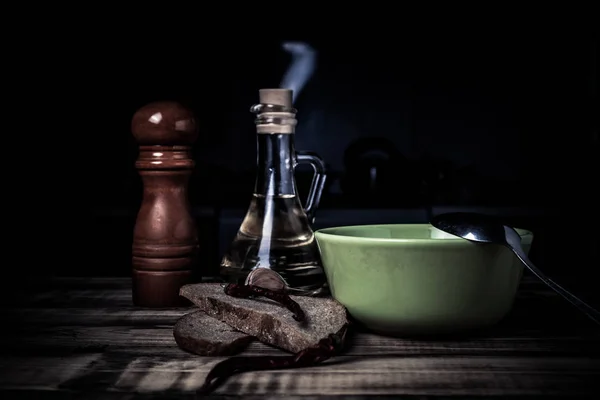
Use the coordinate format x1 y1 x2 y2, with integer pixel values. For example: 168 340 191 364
430 212 507 244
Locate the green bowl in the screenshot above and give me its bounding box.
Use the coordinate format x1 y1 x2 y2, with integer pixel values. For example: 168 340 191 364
315 224 534 336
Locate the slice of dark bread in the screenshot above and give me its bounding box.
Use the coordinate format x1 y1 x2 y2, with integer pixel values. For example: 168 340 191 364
179 283 348 353
173 311 254 356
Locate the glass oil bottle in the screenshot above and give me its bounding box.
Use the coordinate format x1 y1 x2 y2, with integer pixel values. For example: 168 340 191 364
219 89 327 295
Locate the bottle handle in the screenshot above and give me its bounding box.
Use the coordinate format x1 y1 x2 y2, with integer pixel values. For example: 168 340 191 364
295 151 326 224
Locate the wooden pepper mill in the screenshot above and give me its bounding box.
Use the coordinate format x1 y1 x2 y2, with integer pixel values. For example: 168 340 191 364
131 101 199 307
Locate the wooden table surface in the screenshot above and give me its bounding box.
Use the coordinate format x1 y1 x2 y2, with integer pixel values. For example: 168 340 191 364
1 275 599 399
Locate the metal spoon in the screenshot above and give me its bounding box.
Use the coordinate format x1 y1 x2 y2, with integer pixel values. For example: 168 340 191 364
430 212 600 325
245 268 327 296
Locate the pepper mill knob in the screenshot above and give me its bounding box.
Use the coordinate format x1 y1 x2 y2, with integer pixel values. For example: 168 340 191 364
131 101 199 307
132 101 198 145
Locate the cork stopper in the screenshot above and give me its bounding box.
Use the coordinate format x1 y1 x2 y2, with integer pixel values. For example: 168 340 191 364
259 89 293 107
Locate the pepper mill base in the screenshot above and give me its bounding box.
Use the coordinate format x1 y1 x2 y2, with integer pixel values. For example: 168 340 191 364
132 270 192 307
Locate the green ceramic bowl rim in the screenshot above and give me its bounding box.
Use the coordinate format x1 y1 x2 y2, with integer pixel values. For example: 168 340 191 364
315 223 534 244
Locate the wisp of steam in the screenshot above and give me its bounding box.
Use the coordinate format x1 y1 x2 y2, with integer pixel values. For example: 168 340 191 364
279 41 317 104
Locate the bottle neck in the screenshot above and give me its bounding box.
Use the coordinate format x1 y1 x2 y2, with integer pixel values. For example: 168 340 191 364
254 133 297 197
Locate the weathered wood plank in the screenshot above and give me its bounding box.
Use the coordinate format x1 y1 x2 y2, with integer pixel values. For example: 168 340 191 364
1 277 224 308
3 290 597 332
1 291 577 319
0 303 584 328
18 277 133 291
14 276 225 292
3 289 135 308
6 289 562 309
2 325 598 358
2 276 556 309
2 308 192 326
0 393 587 400
1 354 598 396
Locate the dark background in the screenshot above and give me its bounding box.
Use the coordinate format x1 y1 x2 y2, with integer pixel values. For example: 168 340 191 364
36 18 598 303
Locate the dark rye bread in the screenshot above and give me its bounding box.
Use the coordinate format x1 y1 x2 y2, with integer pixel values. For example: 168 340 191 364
180 283 348 353
173 311 255 356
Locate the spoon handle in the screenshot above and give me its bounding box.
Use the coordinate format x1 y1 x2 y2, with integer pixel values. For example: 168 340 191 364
504 226 600 325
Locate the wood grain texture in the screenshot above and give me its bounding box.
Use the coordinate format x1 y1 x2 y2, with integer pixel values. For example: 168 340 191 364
1 276 599 398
